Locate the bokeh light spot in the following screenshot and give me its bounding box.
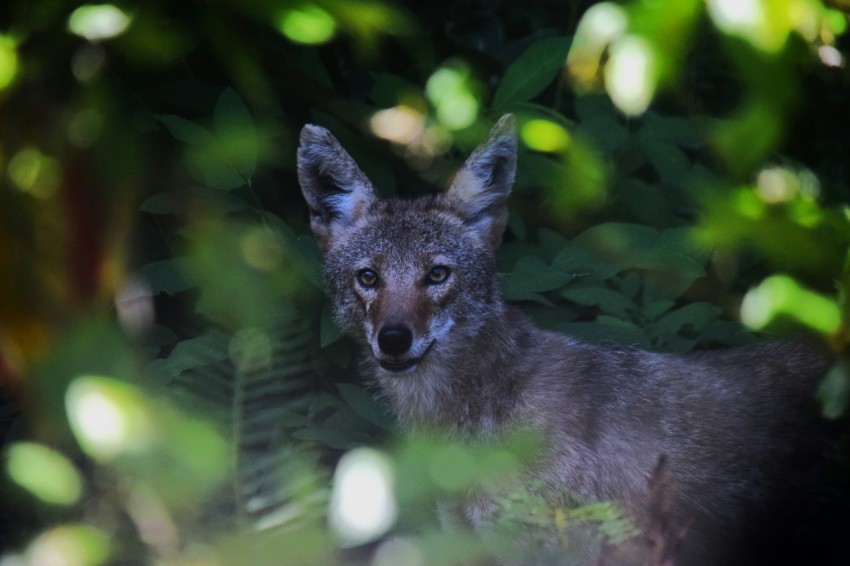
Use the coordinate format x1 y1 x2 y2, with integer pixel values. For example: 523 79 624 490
605 36 656 116
428 444 475 491
426 64 479 131
27 524 110 566
240 227 284 272
521 120 571 153
279 5 337 45
0 34 19 91
741 275 841 334
329 448 396 545
7 443 83 506
66 376 154 461
567 3 627 88
68 4 132 41
8 147 61 199
370 106 426 145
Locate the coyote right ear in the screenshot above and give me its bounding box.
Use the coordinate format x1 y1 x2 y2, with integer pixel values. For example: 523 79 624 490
297 124 377 252
446 114 517 249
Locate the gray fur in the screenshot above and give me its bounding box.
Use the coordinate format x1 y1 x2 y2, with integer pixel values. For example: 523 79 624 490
297 116 835 564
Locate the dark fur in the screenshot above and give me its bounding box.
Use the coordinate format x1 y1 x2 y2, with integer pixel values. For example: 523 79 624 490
297 116 838 564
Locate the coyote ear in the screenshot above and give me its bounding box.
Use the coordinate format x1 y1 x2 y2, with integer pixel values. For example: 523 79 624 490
297 124 377 252
446 114 517 249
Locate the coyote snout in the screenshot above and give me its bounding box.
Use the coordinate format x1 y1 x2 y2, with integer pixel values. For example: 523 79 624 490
360 265 456 373
297 115 838 564
374 321 426 373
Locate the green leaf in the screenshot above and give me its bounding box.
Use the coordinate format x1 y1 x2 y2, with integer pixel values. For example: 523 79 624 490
618 179 676 228
336 383 394 431
574 95 628 153
369 72 421 107
638 113 700 146
538 228 569 263
552 241 617 282
320 305 342 348
817 360 850 420
643 300 675 320
561 284 635 318
562 316 649 347
649 302 721 338
138 191 184 215
157 115 213 145
492 36 571 111
145 333 230 383
643 141 690 184
213 87 257 180
504 256 574 293
501 287 556 307
137 256 198 294
501 101 575 129
553 224 705 294
138 189 252 215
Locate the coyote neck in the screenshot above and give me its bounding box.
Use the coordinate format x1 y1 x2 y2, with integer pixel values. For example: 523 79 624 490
376 305 537 437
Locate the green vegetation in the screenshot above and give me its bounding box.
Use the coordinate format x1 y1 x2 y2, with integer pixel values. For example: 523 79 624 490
1 0 849 563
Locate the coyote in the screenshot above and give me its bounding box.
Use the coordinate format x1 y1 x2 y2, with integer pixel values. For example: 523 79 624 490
297 115 836 564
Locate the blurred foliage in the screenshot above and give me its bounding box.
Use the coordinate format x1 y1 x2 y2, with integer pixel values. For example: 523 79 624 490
2 0 850 564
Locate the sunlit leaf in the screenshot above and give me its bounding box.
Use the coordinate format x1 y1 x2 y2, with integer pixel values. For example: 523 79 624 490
6 442 83 506
68 4 132 41
426 62 479 130
0 33 19 91
741 275 842 334
66 376 155 461
26 524 110 566
329 448 397 545
605 35 657 116
278 5 337 45
520 120 571 153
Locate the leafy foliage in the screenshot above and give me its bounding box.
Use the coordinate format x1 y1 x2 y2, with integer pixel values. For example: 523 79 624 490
2 0 850 564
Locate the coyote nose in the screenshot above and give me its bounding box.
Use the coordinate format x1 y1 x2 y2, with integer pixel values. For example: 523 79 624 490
378 325 413 356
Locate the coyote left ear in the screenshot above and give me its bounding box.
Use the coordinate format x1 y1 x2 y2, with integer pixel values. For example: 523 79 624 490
297 124 377 253
446 114 517 249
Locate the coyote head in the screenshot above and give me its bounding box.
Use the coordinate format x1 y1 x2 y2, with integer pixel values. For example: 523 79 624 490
297 116 516 386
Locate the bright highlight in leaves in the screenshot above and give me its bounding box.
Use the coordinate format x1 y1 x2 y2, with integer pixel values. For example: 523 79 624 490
279 5 337 45
370 105 426 145
706 0 831 53
741 275 841 334
7 443 83 506
0 34 18 91
65 376 155 461
329 448 397 545
426 63 479 131
27 524 110 566
521 120 571 153
7 147 61 199
605 36 656 116
68 4 132 41
818 360 850 420
567 3 627 89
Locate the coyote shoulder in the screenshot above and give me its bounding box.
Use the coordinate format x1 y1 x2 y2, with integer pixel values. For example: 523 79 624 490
297 115 835 564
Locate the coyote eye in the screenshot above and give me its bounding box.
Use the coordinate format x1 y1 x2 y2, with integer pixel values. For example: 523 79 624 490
426 266 450 285
356 269 379 288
